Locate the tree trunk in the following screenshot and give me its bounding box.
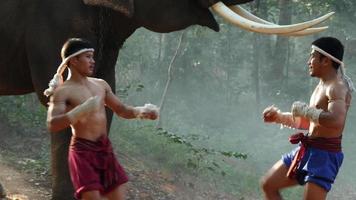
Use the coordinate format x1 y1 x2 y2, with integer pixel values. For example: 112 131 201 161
252 34 261 114
250 0 265 113
271 0 292 88
158 34 167 62
156 31 185 128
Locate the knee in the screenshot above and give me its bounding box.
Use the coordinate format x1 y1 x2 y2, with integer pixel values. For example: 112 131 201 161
260 175 273 192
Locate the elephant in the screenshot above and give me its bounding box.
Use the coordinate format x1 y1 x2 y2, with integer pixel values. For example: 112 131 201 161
0 0 333 199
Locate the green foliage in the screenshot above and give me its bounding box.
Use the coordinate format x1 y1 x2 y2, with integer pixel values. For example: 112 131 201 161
0 94 47 129
0 94 50 184
110 122 258 196
111 123 246 171
156 128 247 160
117 82 146 98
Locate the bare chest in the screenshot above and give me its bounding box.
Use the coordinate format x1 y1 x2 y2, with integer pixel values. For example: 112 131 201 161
66 82 105 109
310 85 328 110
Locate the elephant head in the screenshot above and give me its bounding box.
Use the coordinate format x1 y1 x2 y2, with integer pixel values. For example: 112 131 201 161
84 0 334 36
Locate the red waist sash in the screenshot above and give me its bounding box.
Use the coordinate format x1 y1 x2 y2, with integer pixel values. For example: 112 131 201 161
286 132 342 179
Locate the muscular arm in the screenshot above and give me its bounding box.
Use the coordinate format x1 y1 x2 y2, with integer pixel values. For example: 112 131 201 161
277 112 310 130
263 105 310 130
47 92 72 133
103 81 138 119
318 86 348 128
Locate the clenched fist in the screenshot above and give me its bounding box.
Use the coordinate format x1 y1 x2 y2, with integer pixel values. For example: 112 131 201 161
263 105 281 123
135 103 159 120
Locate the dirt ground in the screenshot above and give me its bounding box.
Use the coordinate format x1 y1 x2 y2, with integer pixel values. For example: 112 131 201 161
0 161 50 200
0 116 243 200
0 117 50 200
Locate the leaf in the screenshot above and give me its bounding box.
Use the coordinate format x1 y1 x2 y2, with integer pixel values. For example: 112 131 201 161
220 151 247 159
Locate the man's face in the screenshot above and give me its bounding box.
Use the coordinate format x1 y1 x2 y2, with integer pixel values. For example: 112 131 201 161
71 51 95 77
307 49 324 77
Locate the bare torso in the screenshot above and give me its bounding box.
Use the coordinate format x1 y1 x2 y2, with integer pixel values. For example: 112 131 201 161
62 78 108 141
308 78 351 138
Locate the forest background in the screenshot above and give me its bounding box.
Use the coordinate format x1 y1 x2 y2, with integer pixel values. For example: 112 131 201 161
0 0 355 199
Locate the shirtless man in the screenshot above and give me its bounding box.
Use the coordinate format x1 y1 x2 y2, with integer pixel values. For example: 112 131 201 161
260 37 353 200
46 38 159 200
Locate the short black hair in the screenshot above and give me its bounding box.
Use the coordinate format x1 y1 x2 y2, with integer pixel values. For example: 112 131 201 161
312 37 344 70
61 38 93 59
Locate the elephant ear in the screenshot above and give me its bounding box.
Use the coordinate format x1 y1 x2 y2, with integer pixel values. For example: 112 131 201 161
83 0 134 17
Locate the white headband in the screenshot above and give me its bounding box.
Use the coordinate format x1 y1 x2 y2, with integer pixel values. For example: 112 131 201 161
311 45 344 67
311 45 354 92
44 48 94 97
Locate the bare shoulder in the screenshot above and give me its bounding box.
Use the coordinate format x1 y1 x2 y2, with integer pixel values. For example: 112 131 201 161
49 84 72 104
89 77 111 91
89 77 109 87
326 79 349 102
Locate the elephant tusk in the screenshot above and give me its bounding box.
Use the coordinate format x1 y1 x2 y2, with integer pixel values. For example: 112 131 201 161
229 5 328 36
211 2 334 35
229 5 274 25
278 27 328 36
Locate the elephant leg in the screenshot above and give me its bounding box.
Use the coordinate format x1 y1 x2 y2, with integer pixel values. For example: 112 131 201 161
26 58 75 199
25 23 76 198
50 128 75 200
95 45 119 133
26 53 75 199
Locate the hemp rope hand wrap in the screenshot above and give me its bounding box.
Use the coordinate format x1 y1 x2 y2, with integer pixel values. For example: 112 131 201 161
311 45 355 92
44 48 95 97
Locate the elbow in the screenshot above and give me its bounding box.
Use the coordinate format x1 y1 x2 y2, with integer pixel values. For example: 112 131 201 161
330 115 345 128
333 120 344 128
47 119 62 133
320 118 343 129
